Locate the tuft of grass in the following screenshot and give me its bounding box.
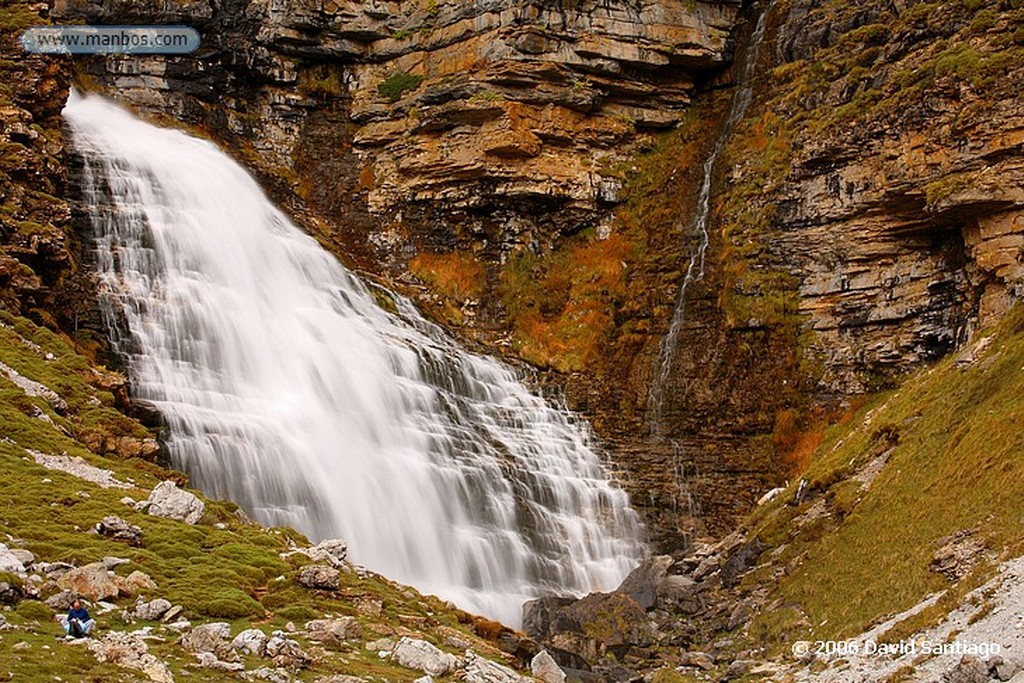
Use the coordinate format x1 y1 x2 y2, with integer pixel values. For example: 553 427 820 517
378 72 424 102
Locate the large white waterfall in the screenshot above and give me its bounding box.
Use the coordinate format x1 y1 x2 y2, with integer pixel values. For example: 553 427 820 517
64 91 645 626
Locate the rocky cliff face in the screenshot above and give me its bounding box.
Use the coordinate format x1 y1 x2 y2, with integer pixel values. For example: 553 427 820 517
42 0 1024 554
53 0 750 548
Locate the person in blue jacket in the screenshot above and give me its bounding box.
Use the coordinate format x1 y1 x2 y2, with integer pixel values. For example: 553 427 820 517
64 599 95 639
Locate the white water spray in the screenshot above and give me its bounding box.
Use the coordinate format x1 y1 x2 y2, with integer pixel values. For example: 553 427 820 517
64 91 645 626
648 3 773 434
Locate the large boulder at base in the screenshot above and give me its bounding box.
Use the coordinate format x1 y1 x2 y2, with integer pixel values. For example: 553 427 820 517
531 650 567 683
0 544 26 575
145 481 205 524
181 622 232 657
614 555 674 609
392 637 458 677
521 596 576 641
542 592 655 663
297 564 340 590
307 538 348 567
464 650 528 683
57 562 119 601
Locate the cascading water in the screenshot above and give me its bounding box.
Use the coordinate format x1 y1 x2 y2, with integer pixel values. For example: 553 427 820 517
647 3 773 435
64 90 645 626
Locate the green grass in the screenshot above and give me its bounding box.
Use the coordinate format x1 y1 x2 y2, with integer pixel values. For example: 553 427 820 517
743 305 1024 651
378 72 425 102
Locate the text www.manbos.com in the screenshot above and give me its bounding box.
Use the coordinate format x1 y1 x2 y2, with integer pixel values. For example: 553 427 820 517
21 26 200 54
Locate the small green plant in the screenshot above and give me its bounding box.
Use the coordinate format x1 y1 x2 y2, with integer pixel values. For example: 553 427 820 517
377 72 425 102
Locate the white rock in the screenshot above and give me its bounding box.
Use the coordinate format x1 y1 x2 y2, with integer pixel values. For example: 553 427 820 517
134 598 172 621
392 637 458 677
181 622 231 654
464 650 527 683
531 650 566 683
0 544 26 575
231 628 268 656
307 538 348 567
145 481 205 525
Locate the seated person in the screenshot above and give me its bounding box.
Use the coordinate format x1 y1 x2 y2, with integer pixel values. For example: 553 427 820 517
60 599 96 638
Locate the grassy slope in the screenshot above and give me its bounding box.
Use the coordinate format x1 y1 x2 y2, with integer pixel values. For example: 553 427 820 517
0 312 516 681
739 305 1024 652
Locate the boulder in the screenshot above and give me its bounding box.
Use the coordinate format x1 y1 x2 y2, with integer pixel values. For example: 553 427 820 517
521 596 575 641
392 637 458 677
145 481 205 524
231 628 268 656
297 564 340 590
9 548 34 568
266 632 310 671
614 555 674 610
531 650 566 683
0 543 26 575
305 617 360 642
57 562 120 601
97 516 143 545
181 622 232 656
118 570 158 596
307 538 348 567
464 650 527 683
134 598 172 621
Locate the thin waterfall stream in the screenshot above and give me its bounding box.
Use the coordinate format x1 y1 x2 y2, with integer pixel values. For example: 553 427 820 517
64 90 646 627
648 2 773 436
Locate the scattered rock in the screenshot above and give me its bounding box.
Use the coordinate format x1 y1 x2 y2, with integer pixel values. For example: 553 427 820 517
196 650 245 671
531 650 567 683
118 570 158 596
464 650 528 683
134 598 172 621
144 481 205 524
57 562 120 601
305 617 360 643
266 632 311 671
724 659 755 680
97 516 143 545
944 655 990 683
9 548 34 568
45 590 78 611
307 538 348 567
0 543 27 575
181 621 232 657
392 637 458 677
232 628 269 656
297 564 340 590
719 539 766 587
88 630 175 683
680 651 715 670
932 529 986 582
248 667 292 683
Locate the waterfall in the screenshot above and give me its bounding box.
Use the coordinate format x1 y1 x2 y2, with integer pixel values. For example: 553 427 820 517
647 2 773 434
64 90 645 627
